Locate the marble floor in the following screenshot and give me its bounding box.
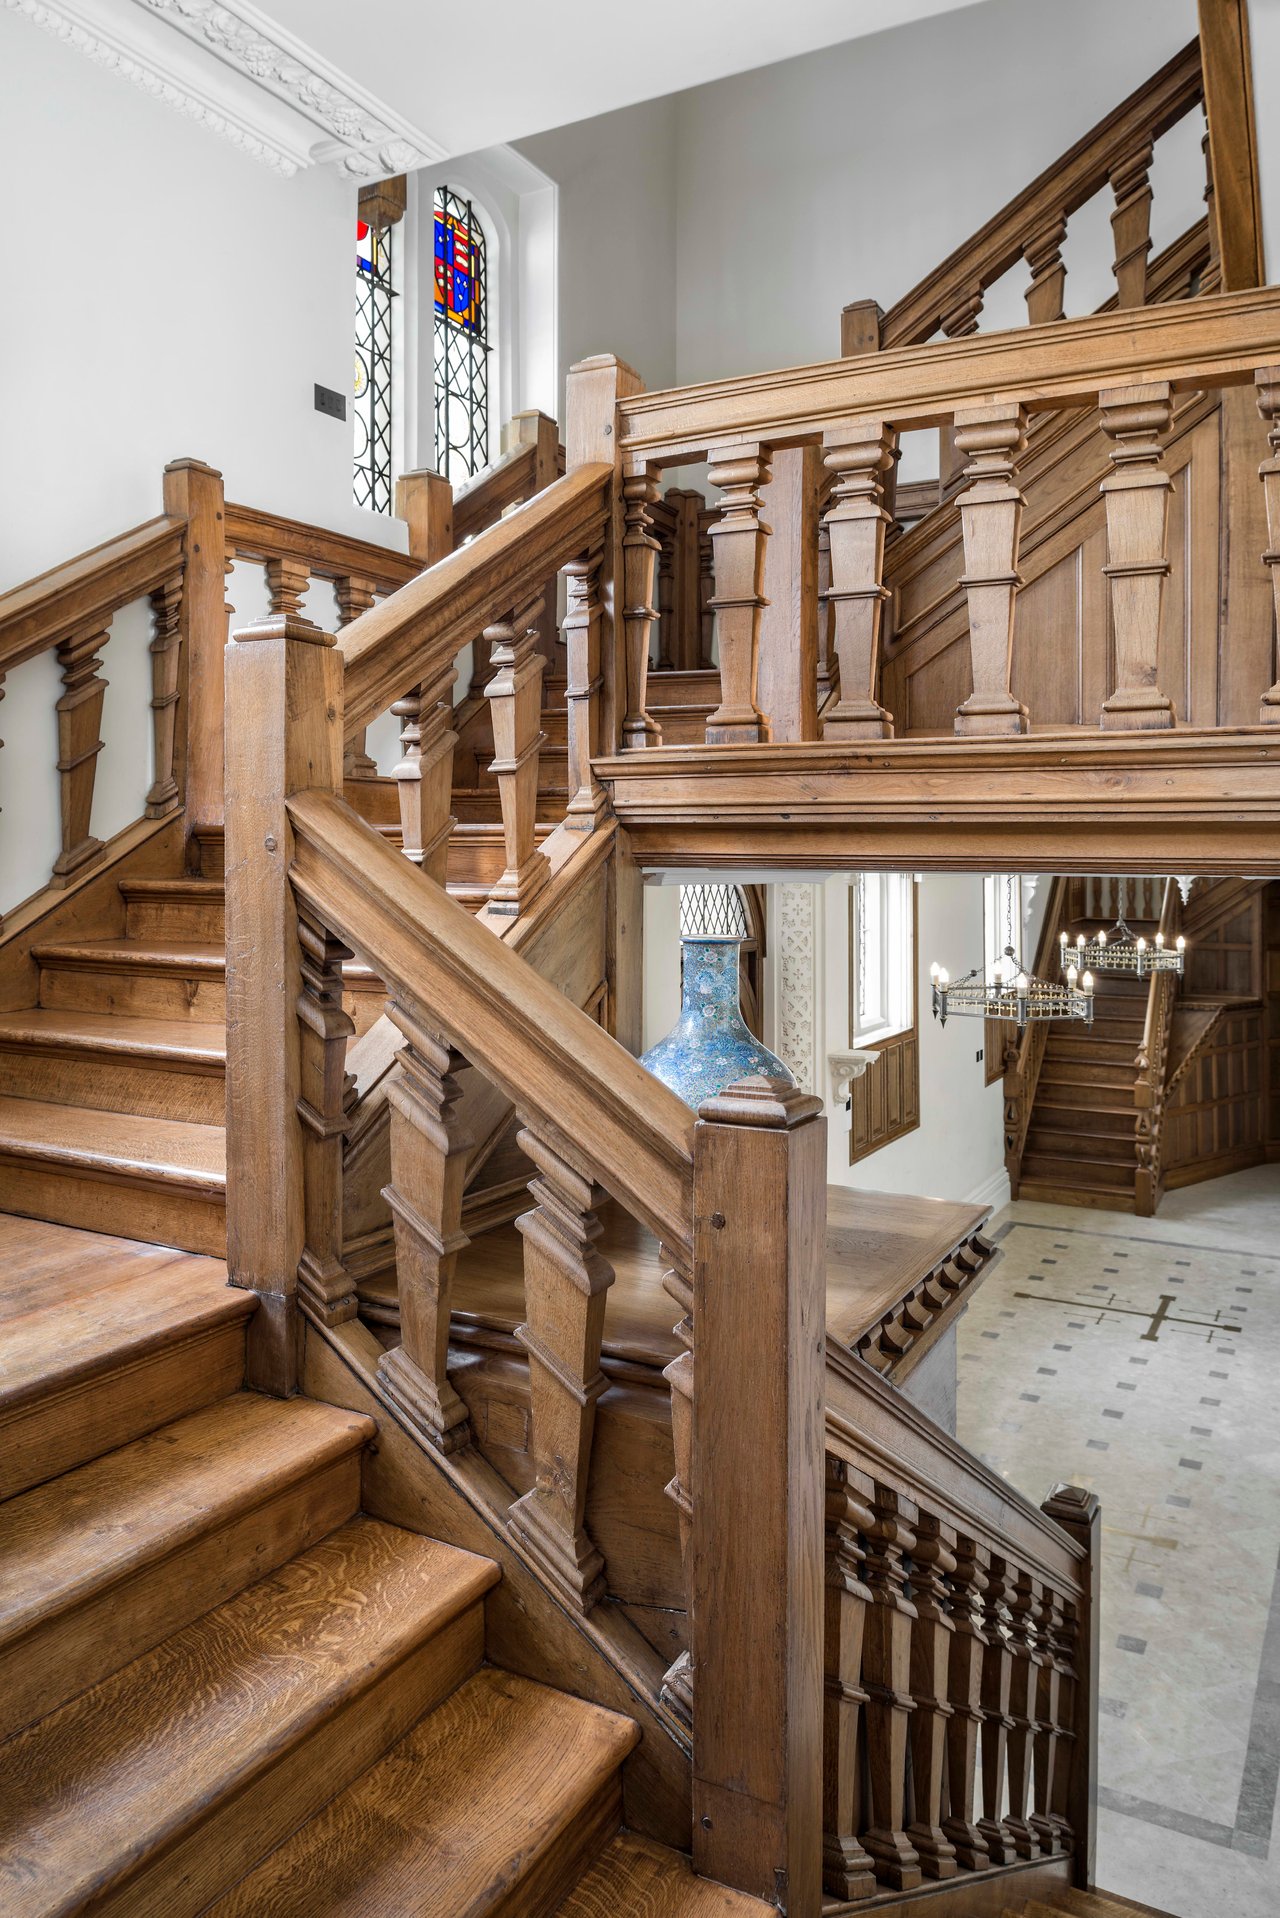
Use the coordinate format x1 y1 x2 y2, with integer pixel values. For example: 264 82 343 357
956 1166 1280 1918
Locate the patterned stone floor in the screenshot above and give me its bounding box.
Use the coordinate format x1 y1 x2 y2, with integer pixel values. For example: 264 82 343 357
957 1166 1280 1918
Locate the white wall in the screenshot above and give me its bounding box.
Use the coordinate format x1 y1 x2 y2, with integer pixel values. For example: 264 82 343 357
1246 0 1280 282
0 9 406 594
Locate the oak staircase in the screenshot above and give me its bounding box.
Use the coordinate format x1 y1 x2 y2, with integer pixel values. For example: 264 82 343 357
1018 965 1151 1210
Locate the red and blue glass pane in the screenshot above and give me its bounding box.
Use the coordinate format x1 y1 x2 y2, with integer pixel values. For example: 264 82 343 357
434 211 481 334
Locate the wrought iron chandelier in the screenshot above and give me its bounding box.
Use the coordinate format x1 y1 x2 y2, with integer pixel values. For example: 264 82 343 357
931 947 1094 1033
1058 920 1185 980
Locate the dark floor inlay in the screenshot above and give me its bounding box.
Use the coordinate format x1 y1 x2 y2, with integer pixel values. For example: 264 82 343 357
1118 1635 1148 1655
1136 1581 1163 1599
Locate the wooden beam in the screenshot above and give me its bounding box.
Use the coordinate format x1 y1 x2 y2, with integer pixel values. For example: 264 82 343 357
1198 0 1266 290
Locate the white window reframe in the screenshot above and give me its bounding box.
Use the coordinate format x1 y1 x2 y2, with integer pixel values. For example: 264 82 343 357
850 871 915 1045
983 873 1024 976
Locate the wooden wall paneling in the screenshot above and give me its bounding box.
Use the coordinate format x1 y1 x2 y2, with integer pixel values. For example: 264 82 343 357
1008 550 1084 727
757 444 821 741
164 458 228 839
1197 0 1266 293
851 1024 920 1165
1219 384 1274 725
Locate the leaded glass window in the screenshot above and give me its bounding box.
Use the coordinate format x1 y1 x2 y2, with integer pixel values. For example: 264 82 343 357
433 187 491 483
354 215 395 514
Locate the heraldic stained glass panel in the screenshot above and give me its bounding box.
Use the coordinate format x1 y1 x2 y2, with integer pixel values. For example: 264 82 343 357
354 216 395 515
433 186 491 483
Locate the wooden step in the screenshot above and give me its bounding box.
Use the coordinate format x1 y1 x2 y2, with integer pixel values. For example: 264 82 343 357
1037 1060 1137 1090
1024 1127 1136 1162
554 1832 774 1913
1033 1883 1179 1918
0 1010 225 1125
0 1518 498 1918
34 937 227 1021
204 1666 638 1917
0 1249 250 1499
1021 1151 1135 1189
1032 1099 1135 1134
1016 1176 1137 1213
0 1392 373 1738
1044 1035 1140 1061
121 877 225 942
0 1094 225 1253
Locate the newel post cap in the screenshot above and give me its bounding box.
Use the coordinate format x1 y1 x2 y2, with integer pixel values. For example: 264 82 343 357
228 613 335 649
697 1074 823 1130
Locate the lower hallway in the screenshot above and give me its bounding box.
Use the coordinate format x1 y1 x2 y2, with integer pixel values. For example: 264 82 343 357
957 1166 1280 1918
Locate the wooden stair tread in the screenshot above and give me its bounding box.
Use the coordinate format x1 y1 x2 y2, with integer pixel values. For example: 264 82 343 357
0 1009 226 1066
0 1518 499 1918
0 1095 225 1187
0 1392 372 1650
0 1214 205 1323
553 1832 773 1914
204 1666 638 1916
0 1248 243 1412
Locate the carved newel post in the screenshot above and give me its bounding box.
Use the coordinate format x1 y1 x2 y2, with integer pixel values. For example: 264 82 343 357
954 402 1029 736
820 421 895 738
1099 382 1176 730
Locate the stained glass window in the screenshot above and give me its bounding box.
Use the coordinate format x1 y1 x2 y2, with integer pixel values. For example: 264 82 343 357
354 215 395 515
433 187 491 483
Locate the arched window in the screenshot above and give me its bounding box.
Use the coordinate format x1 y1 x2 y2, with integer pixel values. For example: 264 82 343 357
433 186 492 482
354 210 397 514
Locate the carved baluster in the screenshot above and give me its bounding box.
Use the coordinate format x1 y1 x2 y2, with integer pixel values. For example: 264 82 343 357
1042 1484 1100 1883
507 1128 614 1611
862 1485 923 1890
563 547 608 832
820 422 894 739
484 602 550 917
706 443 771 743
816 516 836 705
1099 382 1176 730
1110 140 1153 309
1255 369 1280 722
823 1456 879 1902
977 1556 1017 1863
1003 1569 1044 1857
295 908 356 1326
954 403 1029 736
621 464 662 747
655 523 675 670
1030 1584 1069 1854
1201 128 1222 296
376 1002 472 1453
1048 1595 1081 1850
1024 212 1067 325
907 1514 959 1878
336 574 379 779
266 555 310 618
941 287 983 338
393 660 458 884
942 1535 991 1870
698 511 716 666
669 489 705 671
660 1251 694 1726
145 573 183 818
51 625 109 885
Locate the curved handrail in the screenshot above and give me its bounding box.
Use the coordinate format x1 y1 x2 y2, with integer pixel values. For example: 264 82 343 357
337 463 610 738
0 515 184 674
287 787 695 1256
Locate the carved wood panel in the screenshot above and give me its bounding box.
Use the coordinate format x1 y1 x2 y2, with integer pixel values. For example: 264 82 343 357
850 1027 920 1164
1164 1007 1264 1178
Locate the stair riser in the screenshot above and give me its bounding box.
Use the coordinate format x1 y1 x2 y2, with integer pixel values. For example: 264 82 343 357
1032 1106 1135 1135
1038 1063 1136 1090
0 1050 224 1126
1026 1130 1136 1161
0 1452 362 1741
91 1603 485 1918
0 1319 246 1502
125 900 225 943
488 1775 624 1918
39 964 226 1022
0 1162 224 1258
1022 1155 1135 1189
1017 1178 1138 1214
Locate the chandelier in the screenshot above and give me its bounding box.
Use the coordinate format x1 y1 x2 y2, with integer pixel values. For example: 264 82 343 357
931 947 1094 1033
1058 920 1185 979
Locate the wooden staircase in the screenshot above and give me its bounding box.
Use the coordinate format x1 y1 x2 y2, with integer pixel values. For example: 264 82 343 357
1017 959 1150 1211
0 1212 771 1917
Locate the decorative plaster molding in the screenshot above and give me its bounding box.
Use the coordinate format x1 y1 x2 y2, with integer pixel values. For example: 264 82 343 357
6 0 302 174
134 0 447 179
828 1049 880 1105
776 883 818 1093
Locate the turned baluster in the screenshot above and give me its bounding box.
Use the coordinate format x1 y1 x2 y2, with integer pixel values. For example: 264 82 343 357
660 1250 694 1726
938 291 983 496
266 555 310 619
1042 1484 1100 1886
145 573 183 818
698 510 716 666
1048 1595 1081 1851
907 1514 959 1879
1255 368 1280 723
376 1002 472 1453
862 1485 923 1890
295 908 356 1326
954 402 1029 736
484 602 551 917
942 1534 991 1869
336 575 380 779
1003 1568 1044 1857
507 1127 615 1611
977 1555 1017 1864
621 463 662 746
655 522 675 670
1099 382 1176 730
1110 140 1153 309
820 422 894 739
1031 1584 1069 1854
1024 212 1067 325
1201 128 1222 296
822 1456 879 1902
816 517 836 705
51 624 110 885
668 488 706 671
706 443 772 743
563 547 608 832
392 659 458 884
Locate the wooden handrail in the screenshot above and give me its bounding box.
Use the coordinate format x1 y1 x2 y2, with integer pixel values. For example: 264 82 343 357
618 287 1280 460
338 463 610 738
879 40 1203 349
224 502 420 593
286 786 695 1254
0 515 184 674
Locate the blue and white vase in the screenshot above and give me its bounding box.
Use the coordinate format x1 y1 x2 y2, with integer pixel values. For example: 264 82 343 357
641 886 795 1111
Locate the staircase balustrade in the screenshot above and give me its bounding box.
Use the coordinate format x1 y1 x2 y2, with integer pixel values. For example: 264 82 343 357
1134 878 1184 1214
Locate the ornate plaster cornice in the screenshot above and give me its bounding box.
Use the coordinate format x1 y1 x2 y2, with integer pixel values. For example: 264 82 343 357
134 0 446 179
